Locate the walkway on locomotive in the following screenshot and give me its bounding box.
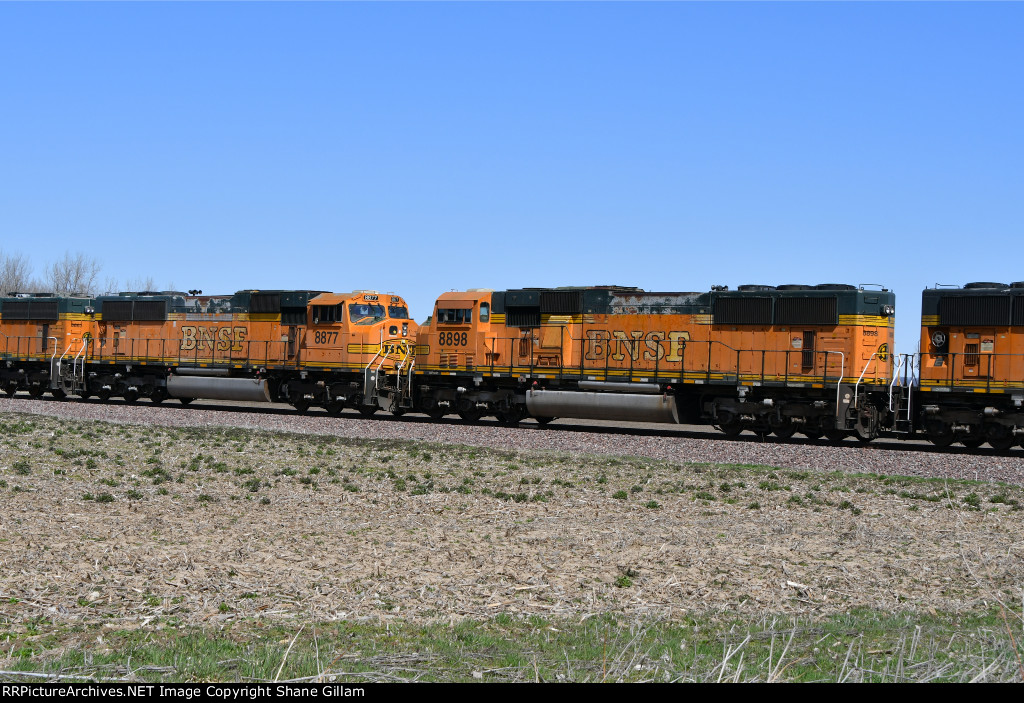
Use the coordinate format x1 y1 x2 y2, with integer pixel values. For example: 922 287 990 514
414 285 895 390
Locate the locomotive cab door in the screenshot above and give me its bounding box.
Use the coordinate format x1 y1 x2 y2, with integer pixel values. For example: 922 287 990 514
288 325 304 362
38 324 50 355
801 331 816 372
517 329 536 366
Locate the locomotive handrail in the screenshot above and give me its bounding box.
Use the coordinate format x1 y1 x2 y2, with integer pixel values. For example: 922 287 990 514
372 328 390 375
916 350 1024 389
57 341 74 382
833 352 845 420
537 331 855 387
888 354 903 412
73 337 90 390
853 351 878 408
47 336 59 388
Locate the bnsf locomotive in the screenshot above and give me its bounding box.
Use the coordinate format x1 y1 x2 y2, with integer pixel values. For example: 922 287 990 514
0 289 416 416
914 282 1024 450
0 280 1021 451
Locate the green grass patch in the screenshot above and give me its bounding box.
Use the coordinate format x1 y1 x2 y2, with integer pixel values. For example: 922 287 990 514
0 608 1019 683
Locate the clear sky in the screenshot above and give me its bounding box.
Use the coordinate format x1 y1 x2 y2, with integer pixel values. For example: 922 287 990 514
1 2 1021 355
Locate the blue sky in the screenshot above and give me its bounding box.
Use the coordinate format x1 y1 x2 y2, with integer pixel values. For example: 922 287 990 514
1 2 1021 354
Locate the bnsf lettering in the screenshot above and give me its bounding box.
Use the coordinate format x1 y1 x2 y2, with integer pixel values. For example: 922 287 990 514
585 330 690 362
180 326 247 351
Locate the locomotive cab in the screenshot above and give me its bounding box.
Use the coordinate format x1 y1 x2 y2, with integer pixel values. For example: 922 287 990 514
426 291 493 373
306 291 416 369
300 291 418 415
415 290 509 421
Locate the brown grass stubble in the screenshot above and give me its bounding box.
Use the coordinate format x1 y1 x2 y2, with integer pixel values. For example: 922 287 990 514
0 412 1021 637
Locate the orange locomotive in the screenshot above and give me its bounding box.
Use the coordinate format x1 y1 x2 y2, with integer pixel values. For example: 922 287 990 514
0 293 93 398
910 282 1024 449
1 288 417 415
412 284 896 439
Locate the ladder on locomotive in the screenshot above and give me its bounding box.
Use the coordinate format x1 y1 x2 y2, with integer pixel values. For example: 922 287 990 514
51 337 90 396
888 353 916 434
363 336 415 412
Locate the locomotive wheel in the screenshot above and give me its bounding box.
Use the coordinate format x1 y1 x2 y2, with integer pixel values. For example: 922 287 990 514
926 424 955 448
718 421 743 438
123 389 139 404
497 406 523 427
533 416 555 427
150 388 167 405
824 428 848 443
458 409 483 424
178 397 194 406
959 438 985 449
98 388 112 401
801 429 824 440
358 405 378 418
50 388 67 401
326 401 345 416
772 424 797 440
988 435 1015 452
427 406 447 421
28 385 44 398
3 383 17 397
391 407 406 417
983 425 1014 452
293 399 310 414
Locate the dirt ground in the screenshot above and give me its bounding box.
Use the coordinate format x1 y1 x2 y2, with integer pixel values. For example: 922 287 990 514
1 412 1022 637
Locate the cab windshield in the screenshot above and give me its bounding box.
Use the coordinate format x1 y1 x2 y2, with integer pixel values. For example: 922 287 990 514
388 305 410 319
348 304 386 325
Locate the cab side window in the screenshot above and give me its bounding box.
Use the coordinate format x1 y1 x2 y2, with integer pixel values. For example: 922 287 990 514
438 308 472 324
479 303 489 323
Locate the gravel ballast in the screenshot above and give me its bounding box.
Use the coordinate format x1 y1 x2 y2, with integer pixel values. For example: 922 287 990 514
4 396 1024 486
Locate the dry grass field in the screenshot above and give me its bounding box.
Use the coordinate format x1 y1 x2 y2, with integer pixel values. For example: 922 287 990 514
1 411 1022 681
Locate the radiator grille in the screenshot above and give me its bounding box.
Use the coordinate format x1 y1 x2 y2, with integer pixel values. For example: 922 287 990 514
101 300 135 320
1012 297 1024 326
3 300 59 321
540 291 583 315
506 307 541 327
281 308 307 326
774 297 837 326
939 296 1010 326
102 300 166 321
713 297 772 325
132 300 167 321
250 293 281 313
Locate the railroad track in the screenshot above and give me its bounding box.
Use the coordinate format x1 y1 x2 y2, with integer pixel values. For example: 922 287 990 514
3 391 1021 460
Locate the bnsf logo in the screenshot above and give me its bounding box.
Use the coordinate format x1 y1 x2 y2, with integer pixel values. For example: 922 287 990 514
180 326 248 351
585 330 691 362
